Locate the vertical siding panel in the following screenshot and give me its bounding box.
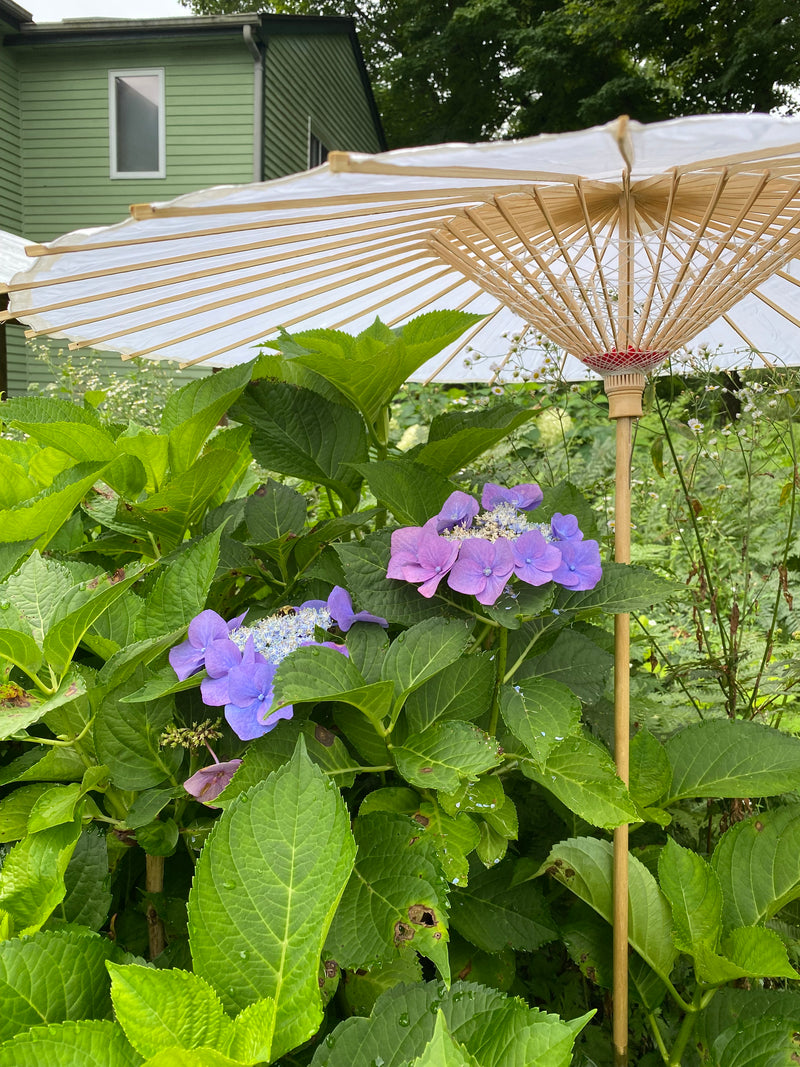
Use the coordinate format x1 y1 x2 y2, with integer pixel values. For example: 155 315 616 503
263 31 382 180
0 42 21 233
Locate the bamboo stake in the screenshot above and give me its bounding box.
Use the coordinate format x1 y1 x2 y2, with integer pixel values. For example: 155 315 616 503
610 176 636 1067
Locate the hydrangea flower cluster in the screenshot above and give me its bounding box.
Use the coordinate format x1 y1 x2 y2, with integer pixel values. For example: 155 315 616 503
387 483 602 606
169 586 387 741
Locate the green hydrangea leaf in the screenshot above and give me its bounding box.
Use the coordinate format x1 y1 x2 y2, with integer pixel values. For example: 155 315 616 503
0 818 82 935
711 804 800 930
522 735 638 830
188 743 355 1061
352 461 454 526
450 862 556 953
326 812 450 979
310 980 590 1067
658 838 722 955
416 800 481 887
108 963 236 1059
269 645 394 728
136 526 224 639
410 1011 481 1067
58 826 113 931
215 719 361 804
695 926 799 984
381 618 472 704
499 678 581 769
0 929 118 1041
0 1020 140 1067
393 721 502 793
665 720 800 803
404 654 494 734
538 836 678 984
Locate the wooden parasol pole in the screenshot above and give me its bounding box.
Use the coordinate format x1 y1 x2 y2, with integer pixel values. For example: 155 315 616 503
604 165 645 1066
605 373 643 1065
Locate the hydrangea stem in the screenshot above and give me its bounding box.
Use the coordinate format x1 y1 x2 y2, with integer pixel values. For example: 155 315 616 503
488 626 508 737
145 854 166 960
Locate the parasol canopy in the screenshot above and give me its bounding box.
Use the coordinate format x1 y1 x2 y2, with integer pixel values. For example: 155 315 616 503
0 229 32 286
4 113 800 382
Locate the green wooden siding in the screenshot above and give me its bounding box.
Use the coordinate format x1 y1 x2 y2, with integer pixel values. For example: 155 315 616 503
5 36 255 393
2 21 384 395
263 32 383 179
14 38 255 240
0 43 21 233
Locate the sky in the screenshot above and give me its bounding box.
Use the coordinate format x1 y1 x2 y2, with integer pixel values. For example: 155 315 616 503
28 0 189 20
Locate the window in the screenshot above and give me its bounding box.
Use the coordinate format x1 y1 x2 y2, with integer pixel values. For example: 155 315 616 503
109 69 165 179
308 132 329 169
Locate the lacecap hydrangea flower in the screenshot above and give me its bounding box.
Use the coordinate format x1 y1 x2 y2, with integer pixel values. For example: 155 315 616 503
387 483 601 606
168 587 387 741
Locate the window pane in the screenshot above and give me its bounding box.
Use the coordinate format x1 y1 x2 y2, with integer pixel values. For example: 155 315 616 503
115 74 160 173
309 133 328 169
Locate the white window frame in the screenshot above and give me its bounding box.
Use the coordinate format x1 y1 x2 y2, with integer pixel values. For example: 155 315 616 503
109 68 166 179
307 118 329 169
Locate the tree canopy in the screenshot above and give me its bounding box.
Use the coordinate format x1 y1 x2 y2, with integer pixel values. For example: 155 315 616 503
182 0 800 148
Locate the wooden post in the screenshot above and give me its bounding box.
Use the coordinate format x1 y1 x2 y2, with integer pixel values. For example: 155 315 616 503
606 167 640 1067
605 373 644 1067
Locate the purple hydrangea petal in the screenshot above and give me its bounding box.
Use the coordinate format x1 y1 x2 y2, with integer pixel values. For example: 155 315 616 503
513 530 563 586
224 702 271 741
433 491 480 532
200 673 233 706
184 759 242 804
260 705 295 731
447 537 515 605
481 482 543 512
204 637 242 678
227 657 276 709
168 641 206 682
187 609 230 649
169 610 246 681
388 526 426 578
552 539 603 591
327 585 387 631
297 598 328 611
396 530 460 596
550 513 583 542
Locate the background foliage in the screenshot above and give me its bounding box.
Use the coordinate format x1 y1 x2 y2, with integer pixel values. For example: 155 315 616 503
1 315 798 1066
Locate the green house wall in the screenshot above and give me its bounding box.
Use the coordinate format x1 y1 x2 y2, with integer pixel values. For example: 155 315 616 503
14 37 255 240
1 17 384 396
263 29 383 179
0 41 21 234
